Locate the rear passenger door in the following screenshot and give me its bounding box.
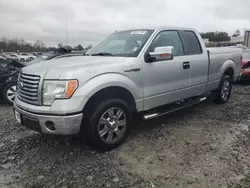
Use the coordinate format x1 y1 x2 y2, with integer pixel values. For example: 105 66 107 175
179 30 209 96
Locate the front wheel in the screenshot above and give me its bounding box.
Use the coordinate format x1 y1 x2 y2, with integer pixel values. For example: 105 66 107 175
211 75 232 104
81 99 131 151
3 83 17 105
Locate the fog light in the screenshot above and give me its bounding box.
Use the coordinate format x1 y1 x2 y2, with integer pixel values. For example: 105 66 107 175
45 121 56 131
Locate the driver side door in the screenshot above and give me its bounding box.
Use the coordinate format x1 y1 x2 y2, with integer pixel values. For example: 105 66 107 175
142 30 191 110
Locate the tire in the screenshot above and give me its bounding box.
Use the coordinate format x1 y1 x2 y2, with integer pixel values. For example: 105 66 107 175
81 98 132 151
20 58 25 62
30 57 34 61
3 83 17 105
211 75 232 104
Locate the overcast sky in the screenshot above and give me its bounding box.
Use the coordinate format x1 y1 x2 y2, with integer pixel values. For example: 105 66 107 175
0 0 249 47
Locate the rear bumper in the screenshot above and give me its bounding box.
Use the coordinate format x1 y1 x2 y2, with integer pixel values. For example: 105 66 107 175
239 70 250 80
234 73 241 82
240 75 250 81
14 104 83 135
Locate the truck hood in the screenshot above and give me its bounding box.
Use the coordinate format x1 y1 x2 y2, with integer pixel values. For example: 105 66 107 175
25 56 127 70
22 56 137 80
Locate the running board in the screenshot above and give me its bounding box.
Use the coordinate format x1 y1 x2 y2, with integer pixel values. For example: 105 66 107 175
143 97 207 120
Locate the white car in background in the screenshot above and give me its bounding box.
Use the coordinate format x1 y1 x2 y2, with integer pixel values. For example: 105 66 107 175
0 55 6 60
9 54 20 61
19 53 36 61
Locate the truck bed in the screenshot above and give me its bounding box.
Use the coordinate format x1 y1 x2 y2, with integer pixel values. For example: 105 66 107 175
207 47 242 54
206 47 241 91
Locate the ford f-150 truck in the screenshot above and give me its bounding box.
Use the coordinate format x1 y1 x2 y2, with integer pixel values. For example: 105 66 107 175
14 27 241 150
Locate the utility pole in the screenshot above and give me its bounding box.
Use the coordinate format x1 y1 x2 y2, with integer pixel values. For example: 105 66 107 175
66 18 68 46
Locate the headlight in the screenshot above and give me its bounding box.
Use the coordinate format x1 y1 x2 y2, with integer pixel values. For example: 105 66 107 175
43 80 78 105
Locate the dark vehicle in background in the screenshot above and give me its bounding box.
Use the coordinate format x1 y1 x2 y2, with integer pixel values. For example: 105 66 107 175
9 54 20 61
1 54 19 61
0 59 24 104
0 49 85 104
240 50 250 81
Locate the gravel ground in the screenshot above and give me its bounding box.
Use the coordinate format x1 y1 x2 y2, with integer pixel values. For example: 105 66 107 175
1 84 250 188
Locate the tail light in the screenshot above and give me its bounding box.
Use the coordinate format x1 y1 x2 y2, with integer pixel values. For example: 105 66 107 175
241 61 247 66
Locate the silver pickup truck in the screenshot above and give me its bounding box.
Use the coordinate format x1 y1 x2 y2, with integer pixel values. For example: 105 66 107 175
14 27 241 150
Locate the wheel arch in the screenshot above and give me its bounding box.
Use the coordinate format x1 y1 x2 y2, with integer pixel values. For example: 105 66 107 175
220 59 235 81
82 86 137 115
75 73 143 113
223 67 234 81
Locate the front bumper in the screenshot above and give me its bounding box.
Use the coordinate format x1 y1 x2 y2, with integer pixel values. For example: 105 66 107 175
14 104 83 135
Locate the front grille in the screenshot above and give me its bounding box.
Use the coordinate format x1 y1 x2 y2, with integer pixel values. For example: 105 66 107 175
17 73 40 105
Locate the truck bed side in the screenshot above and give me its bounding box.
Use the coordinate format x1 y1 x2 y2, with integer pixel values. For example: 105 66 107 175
206 47 241 91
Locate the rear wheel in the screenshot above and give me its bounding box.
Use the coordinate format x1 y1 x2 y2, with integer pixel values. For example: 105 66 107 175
211 75 232 104
3 83 17 105
81 98 131 151
20 58 25 62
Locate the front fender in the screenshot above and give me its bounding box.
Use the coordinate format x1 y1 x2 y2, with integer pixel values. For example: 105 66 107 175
75 73 142 100
73 73 143 111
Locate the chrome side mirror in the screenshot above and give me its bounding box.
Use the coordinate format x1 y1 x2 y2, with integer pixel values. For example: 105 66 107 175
148 46 174 62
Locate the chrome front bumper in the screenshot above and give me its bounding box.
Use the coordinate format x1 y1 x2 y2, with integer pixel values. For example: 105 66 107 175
14 104 83 135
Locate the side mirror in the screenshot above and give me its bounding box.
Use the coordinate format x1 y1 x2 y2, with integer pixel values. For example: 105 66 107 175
147 46 174 62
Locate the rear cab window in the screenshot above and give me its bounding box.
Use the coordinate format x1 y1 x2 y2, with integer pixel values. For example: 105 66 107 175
180 30 203 55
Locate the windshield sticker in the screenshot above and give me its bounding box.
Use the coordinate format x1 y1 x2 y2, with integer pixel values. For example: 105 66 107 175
130 31 147 35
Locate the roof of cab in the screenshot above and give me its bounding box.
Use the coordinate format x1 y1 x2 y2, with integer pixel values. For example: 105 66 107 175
122 26 195 32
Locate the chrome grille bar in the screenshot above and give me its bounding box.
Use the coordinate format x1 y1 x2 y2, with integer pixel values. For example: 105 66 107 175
17 73 40 105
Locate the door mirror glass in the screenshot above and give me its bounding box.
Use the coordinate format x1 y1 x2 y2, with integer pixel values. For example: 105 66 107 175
149 46 174 61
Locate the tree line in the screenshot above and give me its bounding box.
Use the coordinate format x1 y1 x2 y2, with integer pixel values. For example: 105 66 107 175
200 29 242 43
0 29 243 52
0 37 92 53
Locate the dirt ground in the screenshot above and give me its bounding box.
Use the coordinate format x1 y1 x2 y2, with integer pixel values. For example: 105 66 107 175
0 84 250 188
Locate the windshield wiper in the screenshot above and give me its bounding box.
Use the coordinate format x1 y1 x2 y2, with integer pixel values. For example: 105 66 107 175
91 52 114 56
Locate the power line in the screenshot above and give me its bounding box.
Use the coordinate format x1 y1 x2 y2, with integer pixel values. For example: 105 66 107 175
66 18 68 46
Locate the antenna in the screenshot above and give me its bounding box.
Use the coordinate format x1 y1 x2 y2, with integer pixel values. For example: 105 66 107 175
66 18 68 46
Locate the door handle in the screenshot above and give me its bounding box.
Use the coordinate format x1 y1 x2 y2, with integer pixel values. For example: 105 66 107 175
183 62 190 69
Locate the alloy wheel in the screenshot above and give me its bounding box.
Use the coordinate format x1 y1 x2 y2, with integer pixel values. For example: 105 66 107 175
6 85 17 103
221 79 230 101
98 107 127 144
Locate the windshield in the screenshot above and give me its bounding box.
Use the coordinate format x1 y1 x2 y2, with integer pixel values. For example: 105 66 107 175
87 30 154 57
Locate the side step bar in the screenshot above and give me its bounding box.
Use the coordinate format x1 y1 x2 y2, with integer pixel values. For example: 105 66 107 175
143 97 207 120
